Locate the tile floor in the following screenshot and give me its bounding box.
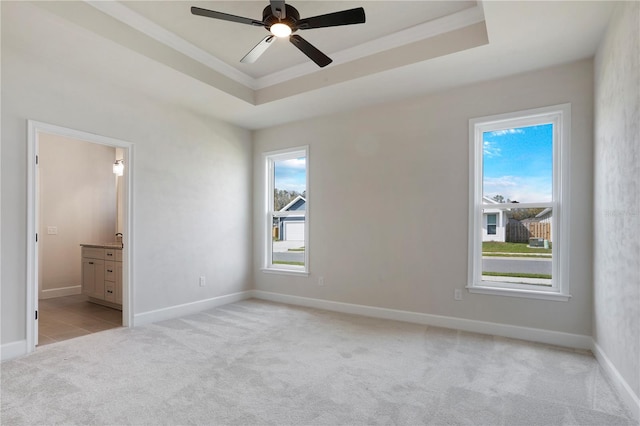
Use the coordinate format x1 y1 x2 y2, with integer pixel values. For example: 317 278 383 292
38 294 122 346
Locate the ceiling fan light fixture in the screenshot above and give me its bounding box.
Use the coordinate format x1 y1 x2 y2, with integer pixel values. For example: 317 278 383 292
270 22 292 37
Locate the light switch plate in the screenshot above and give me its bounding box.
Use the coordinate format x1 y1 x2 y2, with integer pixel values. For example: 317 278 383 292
47 226 58 235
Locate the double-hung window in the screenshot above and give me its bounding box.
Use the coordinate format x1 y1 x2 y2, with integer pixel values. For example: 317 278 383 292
264 146 309 274
468 104 570 301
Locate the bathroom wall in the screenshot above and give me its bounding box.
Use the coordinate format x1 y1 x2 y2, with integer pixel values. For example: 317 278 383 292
38 133 117 299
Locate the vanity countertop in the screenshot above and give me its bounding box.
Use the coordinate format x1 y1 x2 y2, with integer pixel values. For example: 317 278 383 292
80 242 123 249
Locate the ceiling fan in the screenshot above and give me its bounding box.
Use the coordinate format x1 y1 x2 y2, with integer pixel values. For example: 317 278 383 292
191 1 366 68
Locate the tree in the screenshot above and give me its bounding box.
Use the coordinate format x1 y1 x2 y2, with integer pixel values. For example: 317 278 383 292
508 208 545 221
491 194 541 220
274 189 302 211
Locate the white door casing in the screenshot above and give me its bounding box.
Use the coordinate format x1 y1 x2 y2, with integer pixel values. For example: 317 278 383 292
27 120 135 353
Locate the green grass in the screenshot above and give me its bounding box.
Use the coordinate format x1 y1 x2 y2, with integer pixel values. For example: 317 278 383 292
273 261 305 266
482 272 552 279
482 241 552 254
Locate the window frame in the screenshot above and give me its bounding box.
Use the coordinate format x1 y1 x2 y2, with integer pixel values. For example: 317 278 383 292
468 104 571 301
263 146 309 276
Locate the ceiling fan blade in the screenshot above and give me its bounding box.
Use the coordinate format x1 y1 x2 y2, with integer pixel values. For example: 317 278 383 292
270 0 286 19
296 7 365 30
289 35 332 68
240 36 276 64
191 6 264 26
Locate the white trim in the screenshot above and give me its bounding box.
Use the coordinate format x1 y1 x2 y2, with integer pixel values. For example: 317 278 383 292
85 0 256 89
133 291 252 326
251 290 591 350
279 194 306 212
592 340 640 421
27 120 135 355
40 285 82 299
27 121 39 349
1 340 28 362
84 1 484 92
264 146 309 274
260 268 310 277
467 285 570 302
468 104 571 300
254 4 485 89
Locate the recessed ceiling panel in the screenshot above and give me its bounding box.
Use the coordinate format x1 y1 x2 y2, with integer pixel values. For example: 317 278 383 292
122 1 477 78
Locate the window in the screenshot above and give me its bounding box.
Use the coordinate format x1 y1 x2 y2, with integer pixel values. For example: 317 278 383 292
487 214 497 235
264 146 308 274
468 104 570 301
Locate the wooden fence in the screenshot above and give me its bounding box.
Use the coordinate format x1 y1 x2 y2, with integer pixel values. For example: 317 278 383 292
506 221 551 243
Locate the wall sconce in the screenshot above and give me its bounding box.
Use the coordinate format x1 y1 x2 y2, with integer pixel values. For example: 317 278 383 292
113 160 124 176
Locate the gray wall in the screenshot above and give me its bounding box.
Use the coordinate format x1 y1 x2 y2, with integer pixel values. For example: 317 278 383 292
1 2 253 345
254 59 594 336
593 1 640 400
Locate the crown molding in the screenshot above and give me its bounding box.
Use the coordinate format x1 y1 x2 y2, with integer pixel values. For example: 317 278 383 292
85 0 258 89
254 4 486 89
85 1 485 93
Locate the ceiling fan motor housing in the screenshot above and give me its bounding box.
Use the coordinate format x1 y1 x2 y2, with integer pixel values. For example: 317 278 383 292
263 4 300 33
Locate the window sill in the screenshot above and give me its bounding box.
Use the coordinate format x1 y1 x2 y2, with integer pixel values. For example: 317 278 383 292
261 268 309 277
466 285 571 302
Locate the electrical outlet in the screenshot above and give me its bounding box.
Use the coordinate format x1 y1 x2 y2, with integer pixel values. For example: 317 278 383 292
199 276 206 287
454 289 462 301
47 226 58 235
318 276 325 286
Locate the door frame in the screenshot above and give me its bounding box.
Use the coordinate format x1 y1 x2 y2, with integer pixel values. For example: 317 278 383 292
27 120 135 352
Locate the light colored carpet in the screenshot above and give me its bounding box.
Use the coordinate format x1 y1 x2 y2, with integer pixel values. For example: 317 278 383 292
1 299 634 425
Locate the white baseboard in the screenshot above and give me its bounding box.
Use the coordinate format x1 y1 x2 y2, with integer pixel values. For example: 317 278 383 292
592 340 640 421
133 291 253 326
251 290 593 350
1 340 27 362
40 285 82 299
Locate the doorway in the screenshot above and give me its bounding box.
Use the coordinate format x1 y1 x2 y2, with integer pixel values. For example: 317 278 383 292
27 121 134 352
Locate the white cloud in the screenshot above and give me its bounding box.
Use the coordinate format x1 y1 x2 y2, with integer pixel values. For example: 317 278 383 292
275 157 306 193
483 141 501 158
484 175 551 203
278 157 306 170
488 128 525 137
276 177 306 194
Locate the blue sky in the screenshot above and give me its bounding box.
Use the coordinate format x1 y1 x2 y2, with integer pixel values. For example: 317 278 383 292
274 157 306 194
483 124 553 203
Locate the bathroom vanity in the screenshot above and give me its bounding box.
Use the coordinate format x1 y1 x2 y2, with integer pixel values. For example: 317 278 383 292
80 243 123 310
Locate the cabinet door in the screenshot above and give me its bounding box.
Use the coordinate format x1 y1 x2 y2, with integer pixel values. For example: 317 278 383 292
104 261 116 282
82 258 105 299
115 262 123 305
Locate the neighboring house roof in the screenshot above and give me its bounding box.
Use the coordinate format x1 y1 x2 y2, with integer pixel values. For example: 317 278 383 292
482 196 501 204
536 207 552 218
279 195 306 212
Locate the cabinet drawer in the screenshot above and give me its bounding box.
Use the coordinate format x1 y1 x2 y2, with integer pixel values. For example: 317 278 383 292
105 283 116 302
115 249 123 262
104 261 116 282
82 247 104 260
105 249 117 260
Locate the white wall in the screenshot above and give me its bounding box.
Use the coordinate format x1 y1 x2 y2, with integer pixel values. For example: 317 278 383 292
1 2 253 345
38 134 116 298
593 0 640 405
254 59 594 336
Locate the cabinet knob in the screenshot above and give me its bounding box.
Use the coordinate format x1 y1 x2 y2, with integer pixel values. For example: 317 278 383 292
107 269 113 273
88 262 94 265
107 253 113 256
